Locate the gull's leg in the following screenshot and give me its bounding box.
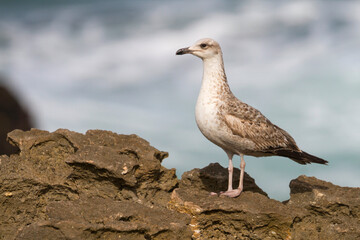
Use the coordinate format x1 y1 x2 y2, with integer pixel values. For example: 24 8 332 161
219 153 243 198
227 154 234 191
219 154 245 198
238 154 246 192
210 152 234 196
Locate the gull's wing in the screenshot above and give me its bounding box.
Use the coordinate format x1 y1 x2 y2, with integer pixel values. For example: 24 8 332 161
222 96 300 152
223 99 327 165
224 113 299 152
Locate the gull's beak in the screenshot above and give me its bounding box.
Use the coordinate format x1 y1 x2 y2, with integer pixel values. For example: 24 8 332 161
176 47 191 55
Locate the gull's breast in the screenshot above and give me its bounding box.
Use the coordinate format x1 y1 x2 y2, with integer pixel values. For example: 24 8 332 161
195 93 230 147
195 90 258 155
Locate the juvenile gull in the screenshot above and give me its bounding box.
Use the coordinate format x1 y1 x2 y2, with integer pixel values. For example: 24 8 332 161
176 38 328 198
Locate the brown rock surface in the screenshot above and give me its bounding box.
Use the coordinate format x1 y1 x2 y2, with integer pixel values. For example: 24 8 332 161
287 176 360 240
169 169 360 239
0 129 191 240
0 129 359 240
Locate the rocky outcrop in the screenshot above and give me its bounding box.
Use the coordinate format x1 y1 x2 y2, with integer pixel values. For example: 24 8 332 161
0 129 359 240
170 173 360 239
1 129 190 240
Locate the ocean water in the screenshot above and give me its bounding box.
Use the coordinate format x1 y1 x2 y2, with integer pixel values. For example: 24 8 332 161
0 0 359 201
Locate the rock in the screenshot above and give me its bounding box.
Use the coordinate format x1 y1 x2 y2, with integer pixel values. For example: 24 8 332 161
0 129 191 240
287 176 360 240
0 83 33 155
1 128 359 240
17 198 190 240
170 165 293 239
169 173 360 239
169 189 293 239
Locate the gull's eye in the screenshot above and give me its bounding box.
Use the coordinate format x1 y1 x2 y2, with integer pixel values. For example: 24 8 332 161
200 43 207 49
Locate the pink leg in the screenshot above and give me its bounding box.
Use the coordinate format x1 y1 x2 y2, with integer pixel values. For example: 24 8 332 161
219 154 245 198
238 154 246 192
227 156 234 191
210 152 234 196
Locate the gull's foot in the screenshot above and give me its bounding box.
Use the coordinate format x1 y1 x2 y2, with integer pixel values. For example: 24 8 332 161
219 189 242 198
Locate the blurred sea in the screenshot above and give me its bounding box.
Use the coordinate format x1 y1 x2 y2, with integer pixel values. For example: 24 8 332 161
0 0 359 200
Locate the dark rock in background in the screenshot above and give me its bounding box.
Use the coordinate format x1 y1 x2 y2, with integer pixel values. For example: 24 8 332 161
0 129 359 239
0 82 33 155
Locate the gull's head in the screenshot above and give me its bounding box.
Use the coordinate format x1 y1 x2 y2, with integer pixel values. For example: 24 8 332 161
176 38 221 60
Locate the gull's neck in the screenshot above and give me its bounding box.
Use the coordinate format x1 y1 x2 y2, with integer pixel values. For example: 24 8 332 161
200 54 232 97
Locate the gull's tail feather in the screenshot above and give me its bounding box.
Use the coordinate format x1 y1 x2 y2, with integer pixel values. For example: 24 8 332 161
275 150 328 165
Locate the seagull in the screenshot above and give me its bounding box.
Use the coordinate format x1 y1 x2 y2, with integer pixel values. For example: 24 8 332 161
176 38 328 198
